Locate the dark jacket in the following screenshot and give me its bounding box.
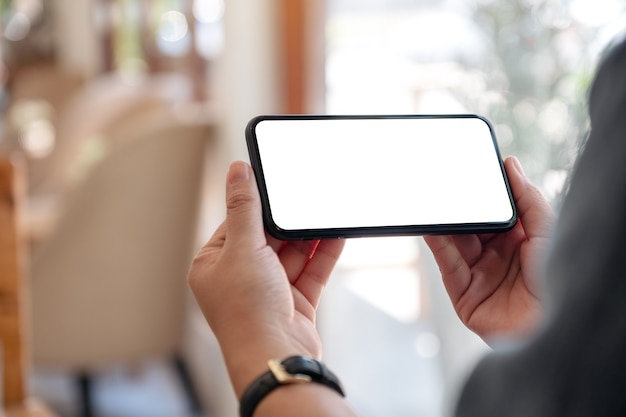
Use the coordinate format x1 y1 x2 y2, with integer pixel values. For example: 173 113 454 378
456 35 626 417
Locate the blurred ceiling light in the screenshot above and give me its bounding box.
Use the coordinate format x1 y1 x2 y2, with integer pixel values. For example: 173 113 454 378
20 119 55 159
158 10 189 42
10 99 55 158
3 12 31 41
157 10 191 57
193 0 224 24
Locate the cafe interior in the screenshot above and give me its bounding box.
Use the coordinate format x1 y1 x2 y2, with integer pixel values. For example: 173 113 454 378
1 0 623 416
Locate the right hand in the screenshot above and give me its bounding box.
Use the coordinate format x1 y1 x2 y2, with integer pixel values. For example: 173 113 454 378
424 156 555 342
187 161 345 398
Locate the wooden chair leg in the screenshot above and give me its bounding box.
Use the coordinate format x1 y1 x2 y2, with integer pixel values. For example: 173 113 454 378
173 355 204 416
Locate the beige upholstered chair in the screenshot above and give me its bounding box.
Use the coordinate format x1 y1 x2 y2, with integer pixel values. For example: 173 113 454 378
29 115 215 417
23 72 192 198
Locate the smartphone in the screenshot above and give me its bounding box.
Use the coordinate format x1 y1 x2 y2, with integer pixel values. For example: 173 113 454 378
246 114 517 240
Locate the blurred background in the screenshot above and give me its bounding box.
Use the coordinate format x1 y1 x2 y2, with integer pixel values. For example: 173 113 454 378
0 0 625 416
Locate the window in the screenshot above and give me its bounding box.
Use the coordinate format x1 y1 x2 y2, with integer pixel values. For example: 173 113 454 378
322 2 626 416
326 0 626 199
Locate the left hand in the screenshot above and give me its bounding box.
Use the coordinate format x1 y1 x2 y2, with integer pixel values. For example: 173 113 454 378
424 156 555 342
187 161 345 398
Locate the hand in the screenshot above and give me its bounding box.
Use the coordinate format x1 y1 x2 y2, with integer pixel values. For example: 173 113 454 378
187 161 345 397
424 156 555 342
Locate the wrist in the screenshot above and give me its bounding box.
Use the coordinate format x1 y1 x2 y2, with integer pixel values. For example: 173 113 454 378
225 345 308 399
239 355 345 417
217 326 319 398
255 382 355 417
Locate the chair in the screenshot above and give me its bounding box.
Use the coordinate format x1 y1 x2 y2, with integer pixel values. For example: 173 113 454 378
21 72 192 198
1 155 29 407
0 155 57 417
28 115 215 417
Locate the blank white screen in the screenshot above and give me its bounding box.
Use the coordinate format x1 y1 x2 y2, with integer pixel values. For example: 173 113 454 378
254 116 514 231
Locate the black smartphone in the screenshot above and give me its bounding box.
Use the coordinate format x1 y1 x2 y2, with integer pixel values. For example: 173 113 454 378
246 114 517 240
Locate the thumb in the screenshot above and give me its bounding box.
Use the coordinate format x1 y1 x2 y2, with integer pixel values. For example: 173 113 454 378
225 161 266 245
505 156 554 239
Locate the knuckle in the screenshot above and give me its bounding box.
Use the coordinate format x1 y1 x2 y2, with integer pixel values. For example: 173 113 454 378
226 187 255 212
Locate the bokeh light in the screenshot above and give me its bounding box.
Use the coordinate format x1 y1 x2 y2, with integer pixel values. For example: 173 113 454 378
193 0 224 24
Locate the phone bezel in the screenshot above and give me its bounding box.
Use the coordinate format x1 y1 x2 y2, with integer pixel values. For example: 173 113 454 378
246 114 518 240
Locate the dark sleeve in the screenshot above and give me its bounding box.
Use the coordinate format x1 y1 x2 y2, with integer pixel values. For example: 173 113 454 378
454 35 626 417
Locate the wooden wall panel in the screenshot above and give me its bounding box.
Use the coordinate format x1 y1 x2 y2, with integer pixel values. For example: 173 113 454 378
277 0 326 113
278 0 306 113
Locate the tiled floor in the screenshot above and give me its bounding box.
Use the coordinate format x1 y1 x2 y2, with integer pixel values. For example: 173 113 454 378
32 236 482 417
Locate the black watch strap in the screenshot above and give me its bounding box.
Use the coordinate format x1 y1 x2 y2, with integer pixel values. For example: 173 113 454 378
239 355 345 417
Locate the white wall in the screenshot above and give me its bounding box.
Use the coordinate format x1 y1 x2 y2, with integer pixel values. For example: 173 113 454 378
185 2 283 415
214 0 282 162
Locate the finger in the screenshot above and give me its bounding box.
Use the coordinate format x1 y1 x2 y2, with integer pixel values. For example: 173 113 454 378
266 235 284 253
450 234 483 267
278 240 321 283
187 220 227 291
224 161 266 247
190 220 227 269
203 220 227 248
423 235 471 303
292 239 345 309
424 234 482 270
505 156 555 239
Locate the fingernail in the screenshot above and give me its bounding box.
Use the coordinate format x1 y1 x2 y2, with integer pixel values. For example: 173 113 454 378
228 161 250 185
511 156 526 177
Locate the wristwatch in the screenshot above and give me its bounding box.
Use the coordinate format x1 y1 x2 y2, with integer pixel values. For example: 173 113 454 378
239 355 345 417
